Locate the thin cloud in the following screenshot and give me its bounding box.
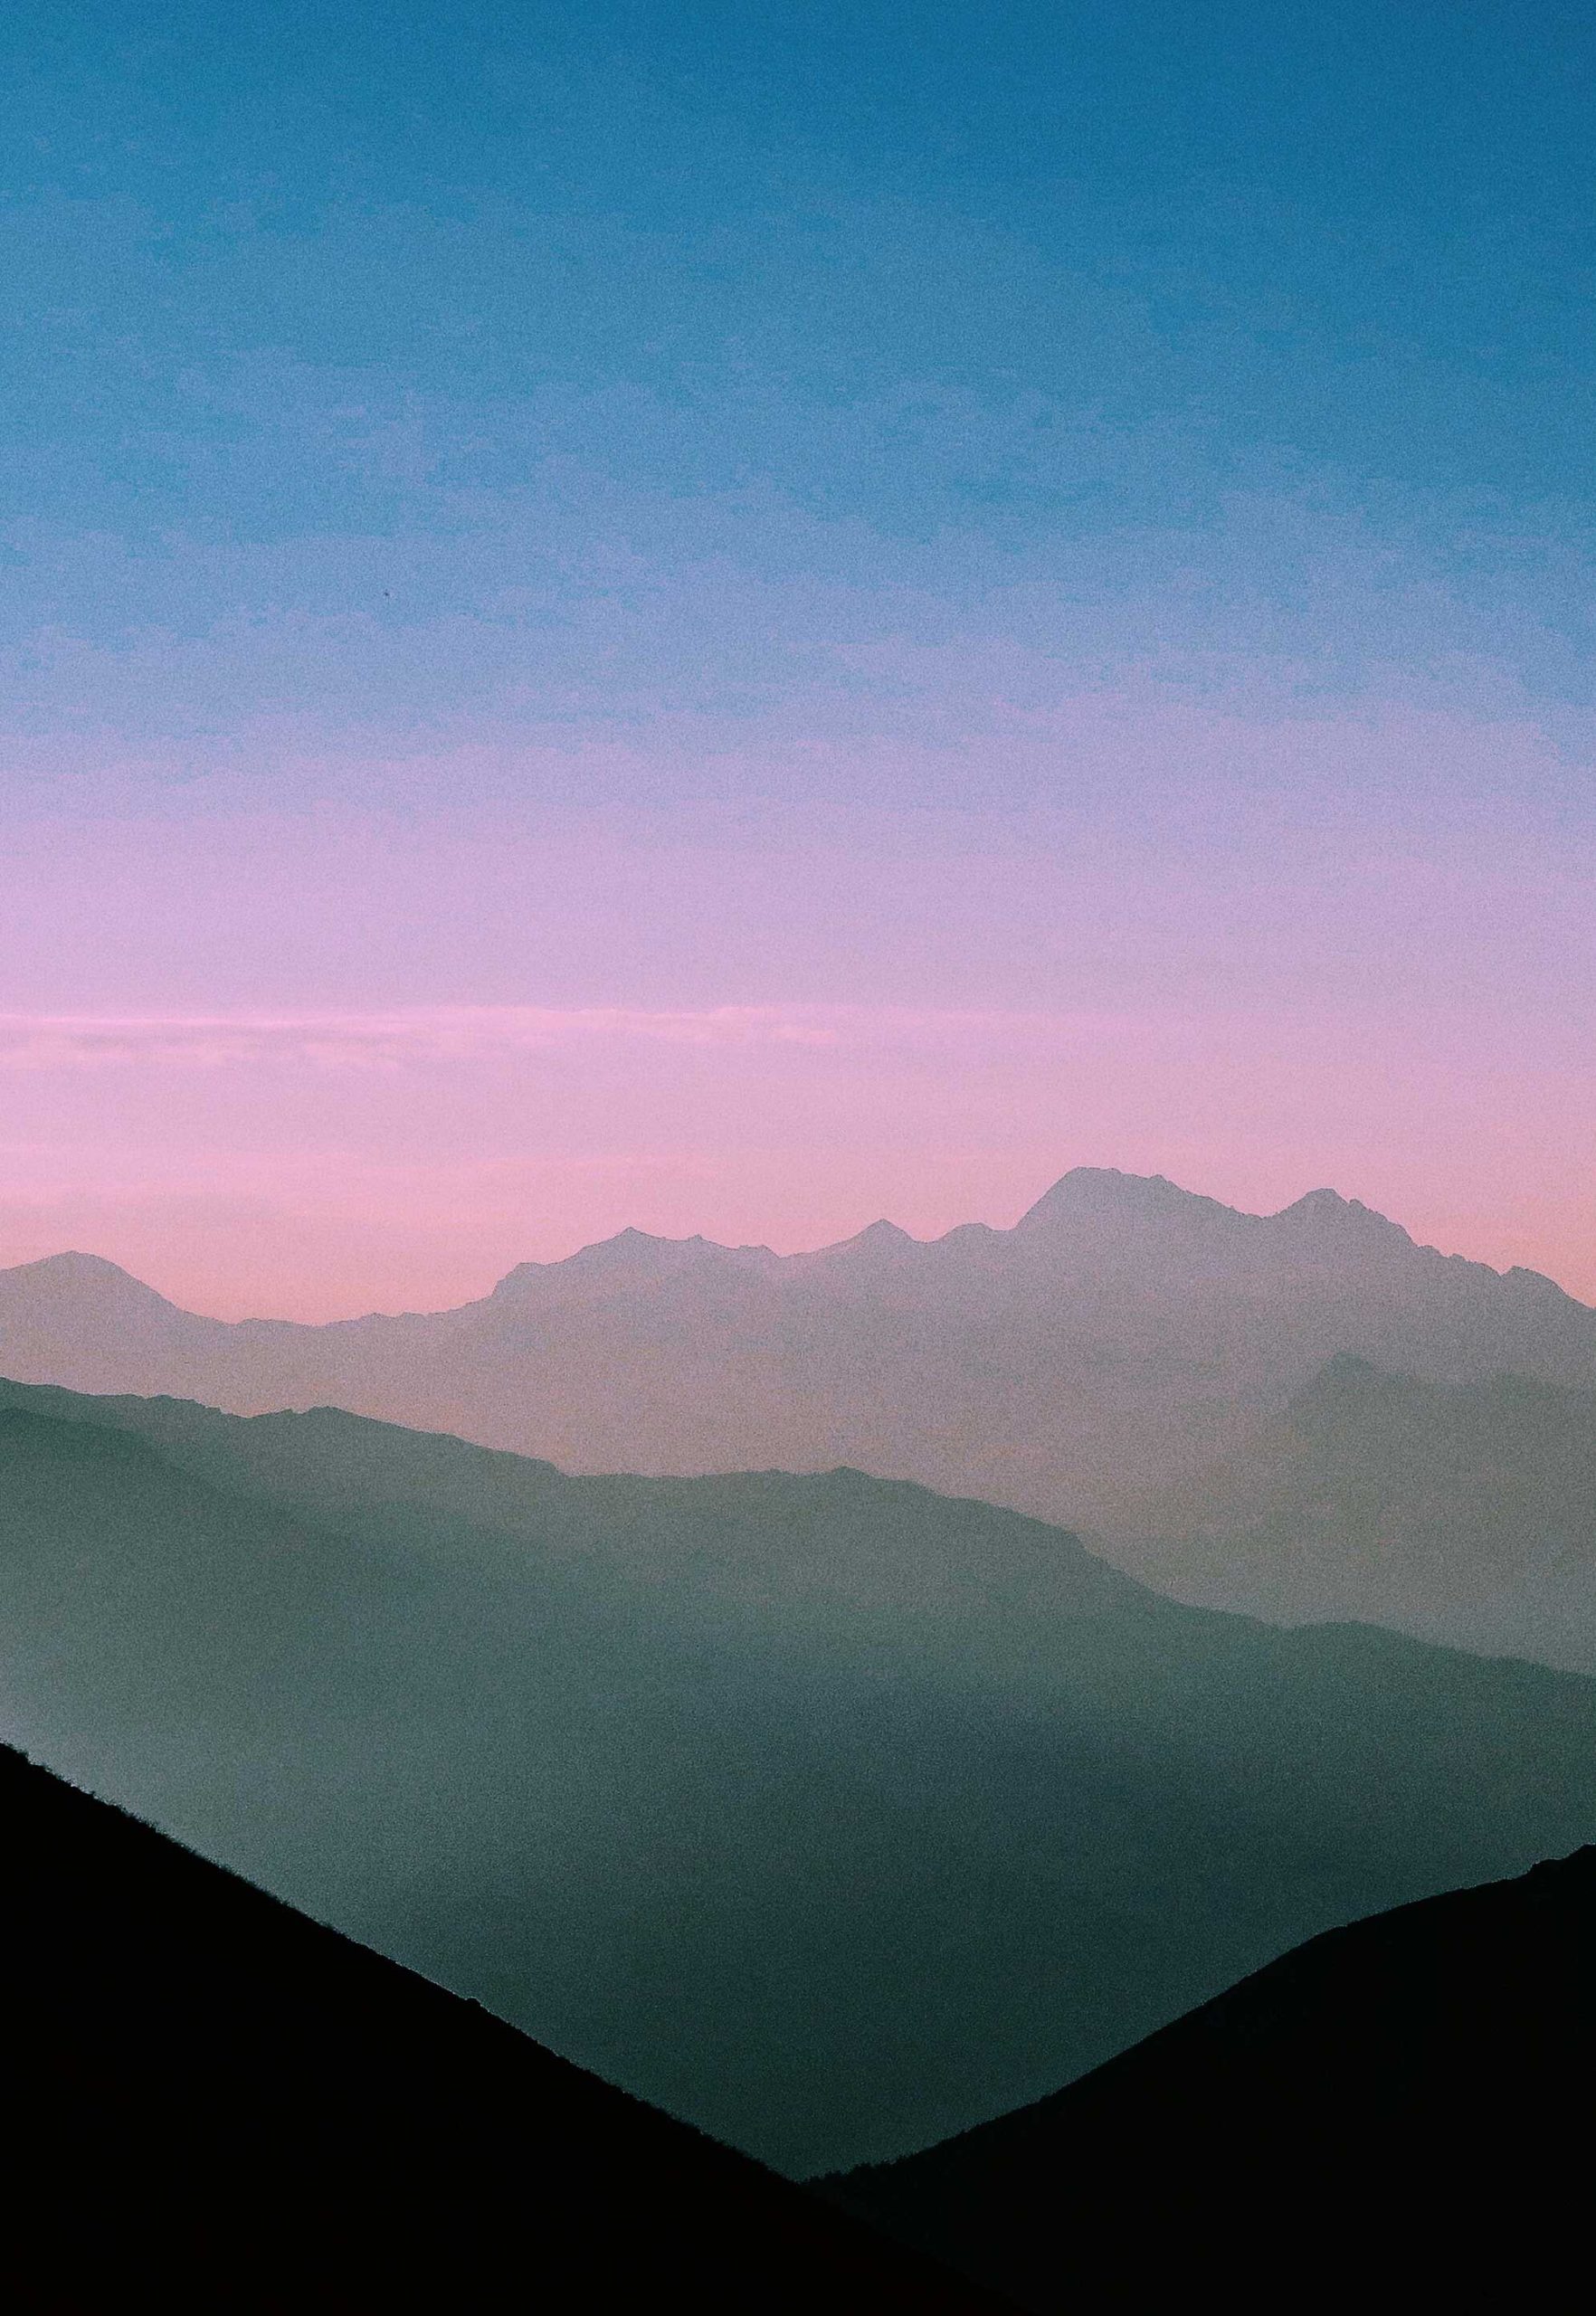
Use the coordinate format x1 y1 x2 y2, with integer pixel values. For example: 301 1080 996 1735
0 1005 871 1071
0 1002 1245 1073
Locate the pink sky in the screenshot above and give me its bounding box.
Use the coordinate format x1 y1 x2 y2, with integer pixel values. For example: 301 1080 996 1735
4 693 1593 1319
0 987 1591 1318
7 7 1595 1328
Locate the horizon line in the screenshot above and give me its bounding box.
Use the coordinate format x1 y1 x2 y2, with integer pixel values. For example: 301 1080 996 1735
3 1166 1584 1329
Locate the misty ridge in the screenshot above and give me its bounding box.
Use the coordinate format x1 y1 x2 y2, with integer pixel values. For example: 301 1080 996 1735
3 1368 1595 2178
1128 1352 1596 1672
6 1173 1588 1534
4 1158 1595 2214
6 1163 1594 1674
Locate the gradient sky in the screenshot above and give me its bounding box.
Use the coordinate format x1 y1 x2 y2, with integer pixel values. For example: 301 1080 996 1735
3 1 1593 1314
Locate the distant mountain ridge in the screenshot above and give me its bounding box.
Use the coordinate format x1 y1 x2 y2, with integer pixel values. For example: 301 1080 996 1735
1118 1353 1596 1672
4 1168 1591 1530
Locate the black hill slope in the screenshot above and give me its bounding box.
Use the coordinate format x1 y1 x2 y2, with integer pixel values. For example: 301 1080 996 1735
824 1846 1596 2310
3 1379 1595 2173
0 1744 1000 2311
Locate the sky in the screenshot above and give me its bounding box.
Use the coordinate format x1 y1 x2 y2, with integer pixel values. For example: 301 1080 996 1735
2 0 1593 1315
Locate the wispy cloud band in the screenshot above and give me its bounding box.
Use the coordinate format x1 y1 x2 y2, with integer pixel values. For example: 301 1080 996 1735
0 1005 867 1069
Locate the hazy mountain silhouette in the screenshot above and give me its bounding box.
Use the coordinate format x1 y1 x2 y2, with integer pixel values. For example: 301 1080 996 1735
822 1844 1596 2309
4 1169 1591 1529
1117 1353 1596 1672
0 1744 1000 2311
4 1377 1595 2173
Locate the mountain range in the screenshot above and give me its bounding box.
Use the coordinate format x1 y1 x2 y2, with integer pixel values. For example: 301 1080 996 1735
4 1374 1594 2174
1120 1352 1596 1673
824 1843 1596 2309
0 1742 996 2311
4 1167 1591 1534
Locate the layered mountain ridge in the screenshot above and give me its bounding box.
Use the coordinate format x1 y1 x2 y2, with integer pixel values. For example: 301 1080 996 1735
4 1372 1595 2174
4 1168 1590 1530
1121 1352 1596 1671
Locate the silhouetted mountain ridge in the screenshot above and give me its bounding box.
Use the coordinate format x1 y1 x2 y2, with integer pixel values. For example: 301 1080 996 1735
1016 1165 1246 1231
0 1742 999 2311
823 1844 1596 2309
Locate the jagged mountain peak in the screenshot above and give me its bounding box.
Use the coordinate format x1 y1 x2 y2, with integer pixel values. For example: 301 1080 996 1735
1015 1167 1244 1232
490 1226 756 1299
570 1226 687 1265
1016 1172 1429 1255
493 1227 681 1284
1269 1187 1413 1245
820 1219 919 1259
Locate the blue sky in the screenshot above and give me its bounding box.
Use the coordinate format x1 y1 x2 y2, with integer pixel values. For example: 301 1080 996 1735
2 3 1593 1309
5 0 1592 807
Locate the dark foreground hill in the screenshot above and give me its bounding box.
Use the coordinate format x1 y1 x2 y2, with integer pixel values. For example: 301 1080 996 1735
823 1846 1596 2310
1117 1353 1596 1673
0 1743 998 2312
3 1379 1595 2174
3 1166 1591 1531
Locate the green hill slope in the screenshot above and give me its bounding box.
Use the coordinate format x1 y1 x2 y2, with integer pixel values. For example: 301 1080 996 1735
2 1379 1594 2174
